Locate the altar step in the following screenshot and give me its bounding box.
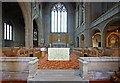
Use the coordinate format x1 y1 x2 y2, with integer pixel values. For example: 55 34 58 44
27 69 89 83
1 70 113 83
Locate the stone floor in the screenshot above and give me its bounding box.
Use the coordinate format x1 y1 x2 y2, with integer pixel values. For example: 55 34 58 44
0 70 28 80
0 69 113 83
88 71 114 80
27 70 114 82
0 70 114 81
27 69 114 82
27 69 89 83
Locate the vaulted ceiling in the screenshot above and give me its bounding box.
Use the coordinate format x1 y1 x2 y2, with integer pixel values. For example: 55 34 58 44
2 2 24 26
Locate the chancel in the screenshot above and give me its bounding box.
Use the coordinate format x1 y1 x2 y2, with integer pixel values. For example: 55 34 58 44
0 0 120 83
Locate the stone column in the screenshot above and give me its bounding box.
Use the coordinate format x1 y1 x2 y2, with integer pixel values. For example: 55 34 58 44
39 3 44 46
84 30 92 47
38 19 44 46
75 5 78 28
84 2 92 47
0 1 2 56
0 4 2 83
25 28 29 48
18 2 33 48
79 36 80 48
79 3 82 25
25 25 33 48
38 24 42 46
101 32 106 48
79 35 81 48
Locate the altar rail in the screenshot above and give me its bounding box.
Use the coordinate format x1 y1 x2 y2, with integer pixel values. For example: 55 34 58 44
0 57 38 80
78 57 120 80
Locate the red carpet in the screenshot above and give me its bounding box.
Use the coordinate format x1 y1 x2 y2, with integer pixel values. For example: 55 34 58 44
1 80 26 83
38 54 79 69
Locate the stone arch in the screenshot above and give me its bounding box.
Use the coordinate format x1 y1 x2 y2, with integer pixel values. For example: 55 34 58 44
18 2 32 47
33 19 38 47
102 18 120 48
102 17 120 33
91 28 101 36
2 2 25 47
91 29 101 47
32 16 43 47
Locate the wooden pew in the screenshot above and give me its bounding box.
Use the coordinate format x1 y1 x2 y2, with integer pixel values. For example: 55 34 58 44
71 48 84 57
112 48 120 57
84 47 99 57
84 47 90 57
81 48 85 57
88 47 99 57
33 49 41 59
93 47 99 57
101 47 113 57
72 47 99 57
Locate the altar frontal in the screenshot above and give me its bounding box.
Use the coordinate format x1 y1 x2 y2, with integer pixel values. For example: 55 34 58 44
48 48 70 60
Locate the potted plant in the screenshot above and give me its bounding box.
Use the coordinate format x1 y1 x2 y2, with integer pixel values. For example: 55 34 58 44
70 41 74 47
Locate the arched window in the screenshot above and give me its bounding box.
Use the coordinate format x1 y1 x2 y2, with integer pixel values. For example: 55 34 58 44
51 3 67 33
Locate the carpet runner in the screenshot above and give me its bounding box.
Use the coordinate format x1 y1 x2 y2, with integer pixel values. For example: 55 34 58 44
38 54 79 69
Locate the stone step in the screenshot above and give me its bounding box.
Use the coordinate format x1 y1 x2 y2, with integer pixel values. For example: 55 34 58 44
27 69 89 82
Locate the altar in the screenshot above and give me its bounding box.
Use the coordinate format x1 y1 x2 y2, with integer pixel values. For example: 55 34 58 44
48 48 70 60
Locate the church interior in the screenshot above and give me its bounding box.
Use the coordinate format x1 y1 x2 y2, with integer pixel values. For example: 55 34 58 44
0 0 120 83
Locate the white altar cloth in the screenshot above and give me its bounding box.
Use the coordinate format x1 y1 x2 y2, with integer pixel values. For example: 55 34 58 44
48 48 70 60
